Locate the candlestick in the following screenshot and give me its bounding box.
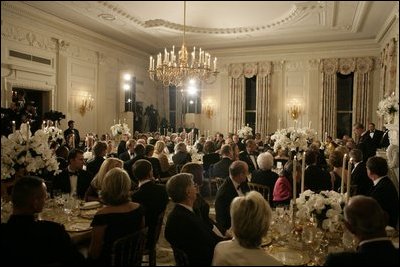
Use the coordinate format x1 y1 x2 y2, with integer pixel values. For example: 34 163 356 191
293 156 297 203
341 154 347 194
347 159 352 202
72 133 75 149
113 119 116 125
301 152 306 193
42 121 45 130
118 119 120 124
278 119 281 130
123 118 126 123
26 122 30 149
55 121 58 128
308 121 311 129
12 121 16 133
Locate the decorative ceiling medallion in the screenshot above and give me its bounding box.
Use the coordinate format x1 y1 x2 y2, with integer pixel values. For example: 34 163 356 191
98 13 115 21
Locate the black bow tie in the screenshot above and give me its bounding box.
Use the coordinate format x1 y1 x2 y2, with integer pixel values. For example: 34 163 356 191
68 171 78 176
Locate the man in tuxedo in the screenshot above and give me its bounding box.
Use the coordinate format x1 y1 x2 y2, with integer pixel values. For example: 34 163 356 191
239 139 259 173
123 144 147 183
86 141 107 177
131 159 169 254
1 176 85 266
164 173 223 266
117 133 130 157
379 126 390 149
53 148 93 199
325 195 399 266
349 149 373 196
367 122 383 150
210 144 233 179
118 139 136 162
366 156 399 228
215 160 250 232
353 123 375 161
63 120 80 149
233 134 246 152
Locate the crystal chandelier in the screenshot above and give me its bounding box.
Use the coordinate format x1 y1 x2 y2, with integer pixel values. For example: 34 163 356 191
148 1 218 87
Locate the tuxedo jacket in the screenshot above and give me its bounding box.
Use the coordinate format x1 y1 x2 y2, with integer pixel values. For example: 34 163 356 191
251 169 279 204
210 157 233 179
164 205 222 266
118 150 132 162
1 215 85 266
325 240 399 266
379 130 390 148
304 165 332 193
369 176 399 228
202 153 220 176
123 155 146 182
356 132 375 160
86 156 105 177
215 178 250 232
239 151 259 173
367 129 384 149
53 168 93 199
351 162 373 196
63 128 80 148
117 140 127 157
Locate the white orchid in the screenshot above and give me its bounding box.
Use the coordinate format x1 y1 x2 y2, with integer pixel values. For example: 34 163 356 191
271 127 317 152
110 123 130 137
237 125 253 138
377 93 398 123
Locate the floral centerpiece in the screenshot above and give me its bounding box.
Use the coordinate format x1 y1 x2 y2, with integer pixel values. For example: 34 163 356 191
187 146 203 162
110 123 130 137
377 93 398 123
296 190 344 232
1 123 60 180
271 127 317 153
237 124 253 138
43 125 64 143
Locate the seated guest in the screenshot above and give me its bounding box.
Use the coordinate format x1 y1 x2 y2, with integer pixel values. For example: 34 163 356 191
153 140 171 177
325 195 399 266
117 133 130 157
164 173 223 266
53 148 93 199
105 140 118 158
212 191 282 266
131 159 169 251
86 141 107 177
210 144 234 179
349 149 373 196
1 176 85 266
118 139 136 162
144 144 162 179
215 161 250 232
273 161 301 207
84 157 123 202
239 139 259 173
251 152 279 204
55 145 69 170
88 168 145 266
328 150 346 192
202 141 220 178
304 149 331 193
366 156 399 228
195 136 206 153
123 143 147 183
233 134 246 152
172 142 192 173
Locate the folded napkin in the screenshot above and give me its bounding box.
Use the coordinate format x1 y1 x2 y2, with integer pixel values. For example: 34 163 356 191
81 201 101 209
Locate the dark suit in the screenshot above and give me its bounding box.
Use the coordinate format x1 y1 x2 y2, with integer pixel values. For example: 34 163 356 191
1 215 85 266
210 157 233 179
146 156 162 179
304 165 332 193
164 205 222 266
63 128 80 148
251 169 279 204
368 176 399 228
124 155 146 182
368 129 384 150
117 140 127 157
119 150 132 162
202 153 220 177
350 162 373 196
53 168 93 199
379 130 390 148
239 151 259 173
172 151 192 173
86 156 105 177
215 178 249 232
325 240 399 266
356 132 375 160
131 181 169 249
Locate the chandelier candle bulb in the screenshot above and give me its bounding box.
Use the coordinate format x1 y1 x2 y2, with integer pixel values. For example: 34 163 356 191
293 156 297 203
301 152 306 193
341 154 347 195
12 121 16 133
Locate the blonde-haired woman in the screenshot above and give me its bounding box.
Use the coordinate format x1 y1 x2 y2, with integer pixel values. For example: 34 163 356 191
88 168 144 266
212 191 282 266
84 157 123 202
154 140 171 177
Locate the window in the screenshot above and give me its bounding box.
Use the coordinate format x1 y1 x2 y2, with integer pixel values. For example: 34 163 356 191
169 85 176 131
245 76 256 135
336 73 353 138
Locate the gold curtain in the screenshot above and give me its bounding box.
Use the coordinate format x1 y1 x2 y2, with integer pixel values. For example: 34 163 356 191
380 38 397 96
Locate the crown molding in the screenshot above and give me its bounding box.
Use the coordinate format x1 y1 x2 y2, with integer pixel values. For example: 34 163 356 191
376 6 398 43
2 1 148 59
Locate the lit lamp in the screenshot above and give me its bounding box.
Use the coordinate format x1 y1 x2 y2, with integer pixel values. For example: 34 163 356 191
148 1 218 86
288 100 301 120
79 95 94 116
203 101 214 119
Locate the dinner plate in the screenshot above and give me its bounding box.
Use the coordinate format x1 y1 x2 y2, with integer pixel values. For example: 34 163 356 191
79 209 97 219
80 201 102 210
261 236 272 247
268 246 309 266
65 222 92 232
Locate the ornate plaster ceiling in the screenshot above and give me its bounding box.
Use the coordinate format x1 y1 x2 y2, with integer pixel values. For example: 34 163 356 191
22 1 398 54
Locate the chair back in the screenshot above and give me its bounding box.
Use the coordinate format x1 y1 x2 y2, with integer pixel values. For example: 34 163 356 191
248 182 270 203
111 227 147 267
143 211 165 266
215 177 225 191
172 246 190 266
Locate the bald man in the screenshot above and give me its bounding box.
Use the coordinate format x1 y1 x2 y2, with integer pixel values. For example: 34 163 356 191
325 195 399 266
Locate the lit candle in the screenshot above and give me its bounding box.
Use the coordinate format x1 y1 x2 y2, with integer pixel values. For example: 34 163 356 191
72 132 75 149
12 121 16 133
294 120 298 129
114 119 116 125
47 120 50 128
213 57 217 71
42 121 45 130
149 56 152 69
278 119 281 130
347 158 352 202
341 154 347 194
308 121 311 129
55 121 58 128
123 118 126 124
118 119 120 124
301 151 306 193
293 156 297 203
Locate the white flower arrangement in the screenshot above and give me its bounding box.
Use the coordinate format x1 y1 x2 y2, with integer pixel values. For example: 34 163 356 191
271 127 317 152
110 123 130 137
43 126 64 143
377 93 398 123
1 124 61 180
187 146 203 162
237 125 253 138
296 190 344 232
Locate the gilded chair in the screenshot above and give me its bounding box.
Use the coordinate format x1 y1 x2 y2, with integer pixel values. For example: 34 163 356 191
111 227 147 267
248 182 270 204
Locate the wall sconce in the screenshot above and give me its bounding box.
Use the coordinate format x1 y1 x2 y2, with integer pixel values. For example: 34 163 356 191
203 100 214 119
287 99 301 120
79 95 94 116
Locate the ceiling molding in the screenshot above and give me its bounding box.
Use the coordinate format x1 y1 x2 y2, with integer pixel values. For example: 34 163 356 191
351 1 370 33
375 7 398 43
